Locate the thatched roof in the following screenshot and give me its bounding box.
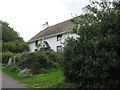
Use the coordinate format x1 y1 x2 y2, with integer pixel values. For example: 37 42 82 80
28 20 75 43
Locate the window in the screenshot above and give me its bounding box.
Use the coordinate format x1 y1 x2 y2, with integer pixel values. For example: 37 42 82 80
35 49 38 51
35 40 38 45
57 34 62 41
76 24 80 29
57 46 62 52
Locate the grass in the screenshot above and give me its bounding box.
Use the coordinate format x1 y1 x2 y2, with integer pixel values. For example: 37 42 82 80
0 63 2 70
2 67 64 88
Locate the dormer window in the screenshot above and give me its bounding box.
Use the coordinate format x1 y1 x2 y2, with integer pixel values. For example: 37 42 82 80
35 40 38 45
57 34 62 41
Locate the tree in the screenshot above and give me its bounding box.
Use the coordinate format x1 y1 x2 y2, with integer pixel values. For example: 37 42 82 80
0 21 23 42
2 40 28 53
62 0 120 88
1 20 28 53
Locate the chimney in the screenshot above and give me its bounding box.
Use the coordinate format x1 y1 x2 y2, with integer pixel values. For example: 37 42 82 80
42 22 49 30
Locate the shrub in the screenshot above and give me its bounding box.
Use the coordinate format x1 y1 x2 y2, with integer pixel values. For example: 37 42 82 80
16 52 30 69
2 52 14 64
63 36 120 88
49 81 76 88
42 50 63 68
15 50 63 75
15 68 21 73
9 66 19 72
5 64 13 68
2 40 29 53
2 64 6 67
28 51 47 74
62 1 120 88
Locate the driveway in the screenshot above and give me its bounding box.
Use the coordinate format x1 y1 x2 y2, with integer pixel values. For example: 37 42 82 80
0 70 31 89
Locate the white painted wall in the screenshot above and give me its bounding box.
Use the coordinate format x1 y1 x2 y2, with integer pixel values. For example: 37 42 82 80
28 42 36 52
28 32 78 52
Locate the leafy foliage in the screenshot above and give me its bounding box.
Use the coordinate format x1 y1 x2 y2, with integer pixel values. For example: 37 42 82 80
15 52 30 69
9 65 19 72
2 40 28 53
2 52 14 64
28 52 47 74
62 1 120 88
1 21 29 53
42 50 63 68
16 50 63 75
1 21 23 42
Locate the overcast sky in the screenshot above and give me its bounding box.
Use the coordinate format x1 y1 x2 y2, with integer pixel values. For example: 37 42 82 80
0 0 90 42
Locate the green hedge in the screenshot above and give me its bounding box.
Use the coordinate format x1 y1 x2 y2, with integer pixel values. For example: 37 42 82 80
16 50 63 75
42 50 63 68
62 1 120 88
2 50 63 75
2 40 29 53
62 37 120 88
15 52 30 69
2 52 14 64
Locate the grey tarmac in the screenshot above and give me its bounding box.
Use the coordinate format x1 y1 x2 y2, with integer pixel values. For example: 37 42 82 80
1 70 30 89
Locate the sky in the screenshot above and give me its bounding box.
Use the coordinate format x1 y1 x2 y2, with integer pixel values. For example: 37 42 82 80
0 0 90 42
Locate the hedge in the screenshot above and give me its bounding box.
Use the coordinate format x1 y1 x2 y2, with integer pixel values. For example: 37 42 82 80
62 37 120 88
2 50 63 75
2 52 14 64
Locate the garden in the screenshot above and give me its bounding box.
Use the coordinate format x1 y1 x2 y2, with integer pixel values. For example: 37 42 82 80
1 0 120 88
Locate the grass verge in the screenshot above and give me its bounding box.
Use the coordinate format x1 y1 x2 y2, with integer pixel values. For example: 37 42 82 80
0 63 2 70
2 67 64 88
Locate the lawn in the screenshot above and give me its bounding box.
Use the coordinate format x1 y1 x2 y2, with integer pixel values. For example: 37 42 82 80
2 67 64 88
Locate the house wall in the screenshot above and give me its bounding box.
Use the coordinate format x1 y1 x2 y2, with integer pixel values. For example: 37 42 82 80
28 32 78 52
28 42 36 52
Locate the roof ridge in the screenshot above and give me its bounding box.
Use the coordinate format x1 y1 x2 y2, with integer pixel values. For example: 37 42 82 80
27 18 74 43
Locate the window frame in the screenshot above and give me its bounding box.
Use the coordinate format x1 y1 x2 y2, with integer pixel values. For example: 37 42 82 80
57 34 62 41
35 49 38 51
35 40 38 45
57 45 62 52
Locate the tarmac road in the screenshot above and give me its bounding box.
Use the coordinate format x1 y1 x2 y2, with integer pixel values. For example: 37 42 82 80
1 70 27 88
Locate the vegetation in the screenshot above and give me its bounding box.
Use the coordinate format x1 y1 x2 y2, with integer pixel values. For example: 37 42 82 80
2 40 28 53
1 50 65 88
0 21 23 42
2 50 63 75
2 52 14 64
1 21 28 53
0 63 2 70
2 66 64 88
1 0 120 88
62 1 120 88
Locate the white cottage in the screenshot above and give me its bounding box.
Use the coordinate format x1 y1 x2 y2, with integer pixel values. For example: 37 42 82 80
28 20 78 52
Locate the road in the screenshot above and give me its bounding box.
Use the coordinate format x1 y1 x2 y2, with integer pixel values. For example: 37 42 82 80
1 70 28 88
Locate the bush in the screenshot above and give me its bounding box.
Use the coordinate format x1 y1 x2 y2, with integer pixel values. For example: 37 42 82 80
16 52 30 69
62 1 120 88
28 51 47 74
42 50 63 68
49 81 76 88
9 66 19 72
2 40 29 53
2 52 14 64
63 37 120 88
15 50 63 75
5 64 13 68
